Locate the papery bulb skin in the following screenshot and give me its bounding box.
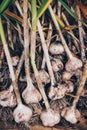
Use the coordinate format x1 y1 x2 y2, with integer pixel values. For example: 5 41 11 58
62 71 73 81
22 87 42 104
39 70 50 84
0 85 17 107
65 57 82 72
13 103 32 123
40 109 60 126
49 43 64 55
51 58 63 72
61 107 81 124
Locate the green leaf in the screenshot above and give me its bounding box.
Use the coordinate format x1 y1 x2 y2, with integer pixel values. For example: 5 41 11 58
59 0 78 20
0 0 15 15
37 0 52 19
59 0 87 27
31 0 37 31
3 13 22 25
0 16 6 45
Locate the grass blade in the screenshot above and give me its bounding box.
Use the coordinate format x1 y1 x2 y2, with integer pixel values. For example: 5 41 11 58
59 0 78 20
37 0 52 19
0 0 15 14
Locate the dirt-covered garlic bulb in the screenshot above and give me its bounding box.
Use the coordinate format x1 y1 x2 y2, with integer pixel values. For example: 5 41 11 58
65 56 82 72
49 43 64 55
0 85 17 107
61 107 81 124
22 86 42 104
51 58 63 72
62 71 73 81
49 82 74 100
22 82 42 104
13 102 32 123
56 84 68 99
48 84 67 100
40 108 60 126
39 70 50 84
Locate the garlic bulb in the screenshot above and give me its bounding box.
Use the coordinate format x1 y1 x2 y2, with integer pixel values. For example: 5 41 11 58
51 58 63 72
65 56 82 72
48 84 67 100
61 107 81 124
49 82 74 100
62 71 73 81
49 43 64 55
40 108 60 126
22 86 42 104
13 102 32 123
39 70 50 84
0 85 17 107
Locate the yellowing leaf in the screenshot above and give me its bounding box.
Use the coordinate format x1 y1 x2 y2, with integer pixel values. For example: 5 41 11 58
37 0 52 19
55 14 65 28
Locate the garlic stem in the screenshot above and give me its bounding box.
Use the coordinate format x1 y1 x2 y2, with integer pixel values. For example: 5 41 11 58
72 62 87 109
37 20 55 86
48 5 73 59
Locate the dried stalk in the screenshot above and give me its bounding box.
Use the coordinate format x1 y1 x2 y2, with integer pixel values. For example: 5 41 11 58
15 51 24 80
38 20 55 86
23 0 34 91
76 5 86 62
7 21 14 49
62 12 80 51
17 23 24 45
15 0 23 16
0 49 4 66
72 62 87 109
41 22 52 69
0 17 21 104
58 1 61 18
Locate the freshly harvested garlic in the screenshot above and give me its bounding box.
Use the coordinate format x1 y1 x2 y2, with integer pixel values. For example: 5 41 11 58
40 108 60 126
39 70 50 84
13 102 32 123
49 43 64 55
51 58 63 72
61 107 81 124
49 82 74 100
65 56 82 72
22 86 42 104
0 85 17 107
62 71 73 81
